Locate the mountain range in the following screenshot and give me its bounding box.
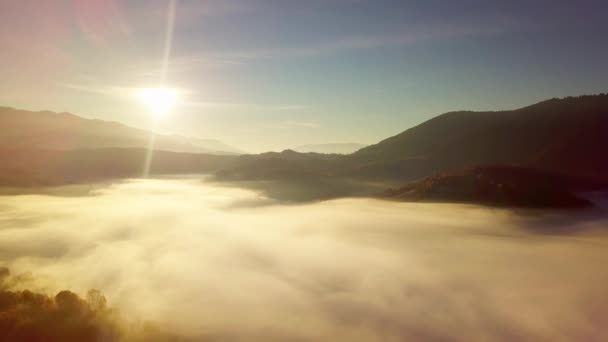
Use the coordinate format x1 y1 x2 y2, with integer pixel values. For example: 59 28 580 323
351 94 608 181
217 94 608 184
0 107 242 155
2 94 608 207
293 143 366 154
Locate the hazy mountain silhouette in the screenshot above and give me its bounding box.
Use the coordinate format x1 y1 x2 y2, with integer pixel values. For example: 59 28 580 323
2 94 608 207
216 94 608 184
293 143 366 154
0 107 242 155
215 149 344 181
211 94 608 207
0 148 236 187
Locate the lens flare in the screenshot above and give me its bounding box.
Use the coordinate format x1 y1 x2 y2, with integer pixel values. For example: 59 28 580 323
137 87 178 116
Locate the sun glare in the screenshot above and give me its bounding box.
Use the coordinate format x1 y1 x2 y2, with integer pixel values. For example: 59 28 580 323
137 87 178 116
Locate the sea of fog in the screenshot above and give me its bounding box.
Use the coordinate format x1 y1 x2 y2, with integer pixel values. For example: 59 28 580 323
1 178 608 341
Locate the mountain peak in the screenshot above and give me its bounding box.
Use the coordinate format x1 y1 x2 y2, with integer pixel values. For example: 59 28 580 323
0 106 242 155
293 143 367 154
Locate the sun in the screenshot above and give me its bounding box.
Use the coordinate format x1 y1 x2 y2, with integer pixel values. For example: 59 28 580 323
136 87 178 116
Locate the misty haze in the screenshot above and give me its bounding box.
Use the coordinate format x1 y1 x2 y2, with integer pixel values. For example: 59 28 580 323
3 0 608 341
2 178 608 341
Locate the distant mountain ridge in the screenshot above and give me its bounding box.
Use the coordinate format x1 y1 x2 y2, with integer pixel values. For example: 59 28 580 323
2 94 608 208
0 107 242 155
0 148 237 187
293 143 366 154
217 94 608 184
350 94 608 181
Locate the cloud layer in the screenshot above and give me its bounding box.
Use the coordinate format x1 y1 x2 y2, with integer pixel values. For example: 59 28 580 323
1 178 608 341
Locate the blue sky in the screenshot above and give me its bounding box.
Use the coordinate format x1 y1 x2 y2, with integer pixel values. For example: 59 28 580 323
1 0 607 152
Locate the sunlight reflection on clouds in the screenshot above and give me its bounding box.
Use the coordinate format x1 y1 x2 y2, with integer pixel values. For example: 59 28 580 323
1 178 608 341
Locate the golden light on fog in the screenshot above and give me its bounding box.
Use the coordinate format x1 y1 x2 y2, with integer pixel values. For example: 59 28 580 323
137 87 178 116
3 178 608 340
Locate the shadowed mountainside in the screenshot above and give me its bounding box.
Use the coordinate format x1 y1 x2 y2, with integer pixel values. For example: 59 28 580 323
381 165 599 208
211 94 608 206
0 148 236 187
215 94 608 184
0 107 241 155
2 94 608 207
215 149 344 181
351 94 608 181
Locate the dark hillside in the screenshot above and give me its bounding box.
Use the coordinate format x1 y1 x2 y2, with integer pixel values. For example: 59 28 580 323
381 165 597 208
352 94 608 181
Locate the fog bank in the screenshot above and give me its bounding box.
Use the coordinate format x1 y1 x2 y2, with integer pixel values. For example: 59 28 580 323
1 178 608 341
